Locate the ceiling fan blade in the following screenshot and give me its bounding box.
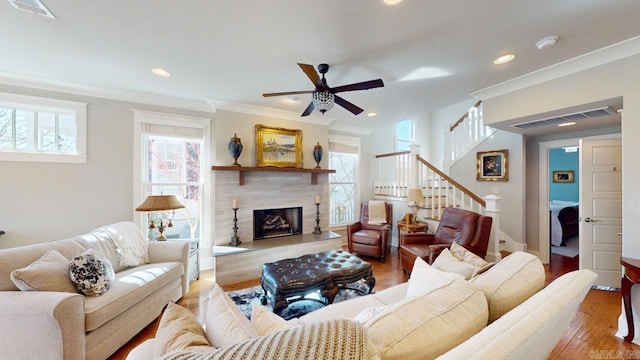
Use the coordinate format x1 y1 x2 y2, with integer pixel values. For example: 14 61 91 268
330 79 384 94
334 95 364 115
262 90 313 97
298 63 322 88
301 101 315 117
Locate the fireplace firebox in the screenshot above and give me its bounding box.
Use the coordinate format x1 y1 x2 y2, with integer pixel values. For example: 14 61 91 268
253 207 302 240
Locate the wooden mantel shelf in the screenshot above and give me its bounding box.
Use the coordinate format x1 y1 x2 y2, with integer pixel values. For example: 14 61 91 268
212 166 335 185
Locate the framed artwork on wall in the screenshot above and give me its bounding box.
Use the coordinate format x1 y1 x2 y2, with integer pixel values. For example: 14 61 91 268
553 170 574 183
255 124 303 168
477 149 508 182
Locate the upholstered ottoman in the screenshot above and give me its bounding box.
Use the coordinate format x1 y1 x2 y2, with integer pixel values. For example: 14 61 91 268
260 250 375 315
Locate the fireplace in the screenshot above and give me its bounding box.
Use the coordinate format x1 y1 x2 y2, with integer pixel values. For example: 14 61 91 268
253 207 303 240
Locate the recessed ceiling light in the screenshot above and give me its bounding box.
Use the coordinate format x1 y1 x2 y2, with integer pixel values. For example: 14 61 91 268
494 54 515 65
286 96 299 103
399 67 451 81
151 68 170 78
558 122 576 127
384 0 402 5
367 112 377 117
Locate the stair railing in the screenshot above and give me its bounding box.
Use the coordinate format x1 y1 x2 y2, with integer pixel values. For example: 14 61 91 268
448 101 495 164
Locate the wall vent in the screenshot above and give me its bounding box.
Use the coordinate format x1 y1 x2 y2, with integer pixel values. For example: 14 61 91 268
510 106 615 130
8 0 55 19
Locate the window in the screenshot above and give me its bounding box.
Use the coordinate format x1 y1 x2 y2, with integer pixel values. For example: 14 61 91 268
396 119 415 152
0 92 87 163
329 136 360 226
134 111 211 241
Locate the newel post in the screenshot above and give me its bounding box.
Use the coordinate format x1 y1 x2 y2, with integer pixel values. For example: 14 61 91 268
483 194 502 262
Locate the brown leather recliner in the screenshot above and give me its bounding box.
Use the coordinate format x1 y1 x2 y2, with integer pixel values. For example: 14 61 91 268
347 201 393 262
399 207 492 274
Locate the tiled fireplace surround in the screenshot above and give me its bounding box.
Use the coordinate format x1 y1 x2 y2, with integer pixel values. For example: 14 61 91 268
212 170 340 284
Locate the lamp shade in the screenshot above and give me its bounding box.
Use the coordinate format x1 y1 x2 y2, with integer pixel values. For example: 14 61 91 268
135 195 184 212
407 188 423 203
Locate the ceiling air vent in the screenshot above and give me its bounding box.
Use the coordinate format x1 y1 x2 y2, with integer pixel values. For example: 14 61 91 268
8 0 55 19
510 106 615 130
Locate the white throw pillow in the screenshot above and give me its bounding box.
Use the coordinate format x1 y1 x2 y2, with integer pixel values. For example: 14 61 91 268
204 282 259 348
432 248 478 280
154 302 214 357
406 256 463 297
449 242 495 275
10 249 78 293
250 303 293 336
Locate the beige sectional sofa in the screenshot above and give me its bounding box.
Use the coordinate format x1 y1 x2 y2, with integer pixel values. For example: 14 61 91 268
128 251 597 360
0 221 190 360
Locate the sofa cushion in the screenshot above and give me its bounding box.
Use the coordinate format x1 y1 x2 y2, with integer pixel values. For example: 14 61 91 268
74 230 127 273
84 261 183 331
10 249 78 293
250 303 294 336
160 319 379 360
431 249 478 280
154 302 214 357
204 282 258 348
364 278 488 359
94 221 150 268
470 251 545 322
407 255 464 296
69 248 116 296
449 242 495 274
436 269 597 360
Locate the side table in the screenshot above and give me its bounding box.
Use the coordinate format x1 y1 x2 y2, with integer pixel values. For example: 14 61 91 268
621 257 640 342
397 220 428 254
169 239 200 282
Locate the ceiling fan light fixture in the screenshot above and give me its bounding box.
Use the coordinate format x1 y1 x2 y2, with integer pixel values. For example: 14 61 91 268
312 91 335 114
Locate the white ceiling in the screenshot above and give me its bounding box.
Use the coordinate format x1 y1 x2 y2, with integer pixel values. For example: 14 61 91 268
1 0 639 133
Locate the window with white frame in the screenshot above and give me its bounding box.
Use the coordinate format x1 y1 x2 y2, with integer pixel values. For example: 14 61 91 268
396 119 415 151
134 111 210 241
0 93 87 163
329 136 360 226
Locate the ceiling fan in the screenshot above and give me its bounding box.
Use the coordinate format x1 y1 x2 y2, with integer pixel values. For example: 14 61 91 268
262 63 384 116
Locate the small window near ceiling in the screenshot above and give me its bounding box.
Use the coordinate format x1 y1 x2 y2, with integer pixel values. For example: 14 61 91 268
396 119 415 151
0 92 87 163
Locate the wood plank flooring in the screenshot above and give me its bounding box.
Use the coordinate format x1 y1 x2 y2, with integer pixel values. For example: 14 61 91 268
109 250 639 360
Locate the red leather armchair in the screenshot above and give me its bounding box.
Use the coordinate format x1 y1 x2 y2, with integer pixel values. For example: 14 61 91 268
399 207 492 274
347 201 393 262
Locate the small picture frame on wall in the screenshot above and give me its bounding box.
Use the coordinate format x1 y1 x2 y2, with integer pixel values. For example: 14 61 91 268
553 170 574 183
477 149 508 182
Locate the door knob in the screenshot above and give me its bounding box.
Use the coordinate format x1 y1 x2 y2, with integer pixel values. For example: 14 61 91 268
584 217 600 223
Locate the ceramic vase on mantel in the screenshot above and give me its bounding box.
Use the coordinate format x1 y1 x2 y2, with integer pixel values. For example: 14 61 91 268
313 142 323 169
228 133 243 166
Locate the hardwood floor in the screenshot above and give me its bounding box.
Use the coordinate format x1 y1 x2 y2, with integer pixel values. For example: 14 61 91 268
109 250 639 359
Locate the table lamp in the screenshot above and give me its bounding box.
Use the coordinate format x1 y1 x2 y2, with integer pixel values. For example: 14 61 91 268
407 188 422 224
135 195 185 240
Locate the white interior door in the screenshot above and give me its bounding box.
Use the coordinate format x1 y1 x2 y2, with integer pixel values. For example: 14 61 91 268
579 138 622 287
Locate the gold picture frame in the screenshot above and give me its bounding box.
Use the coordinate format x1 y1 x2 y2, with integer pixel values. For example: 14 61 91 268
553 170 574 183
477 149 508 182
255 124 303 168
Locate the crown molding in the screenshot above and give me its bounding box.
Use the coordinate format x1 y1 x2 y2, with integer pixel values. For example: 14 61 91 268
470 35 640 100
0 72 213 113
206 99 335 126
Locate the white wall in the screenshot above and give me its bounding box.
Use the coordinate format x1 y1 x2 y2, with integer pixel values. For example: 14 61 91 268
426 99 478 168
0 84 213 249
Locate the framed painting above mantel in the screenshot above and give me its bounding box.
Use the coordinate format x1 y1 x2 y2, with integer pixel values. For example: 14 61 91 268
255 124 303 168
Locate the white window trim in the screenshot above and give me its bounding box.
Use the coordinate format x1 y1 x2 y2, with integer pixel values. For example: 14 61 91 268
132 109 212 243
0 92 87 163
328 134 361 229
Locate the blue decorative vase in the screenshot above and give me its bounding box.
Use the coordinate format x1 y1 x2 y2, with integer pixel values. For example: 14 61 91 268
228 133 243 166
313 142 323 169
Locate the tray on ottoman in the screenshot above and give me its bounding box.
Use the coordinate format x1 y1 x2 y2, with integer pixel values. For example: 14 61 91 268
260 249 375 315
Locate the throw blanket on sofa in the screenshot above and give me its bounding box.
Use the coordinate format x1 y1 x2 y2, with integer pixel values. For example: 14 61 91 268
368 201 387 225
95 221 149 267
159 319 376 360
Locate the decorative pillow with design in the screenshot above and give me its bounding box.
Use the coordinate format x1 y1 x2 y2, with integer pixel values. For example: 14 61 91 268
406 256 463 297
69 248 115 296
431 248 479 280
250 303 294 336
449 242 495 275
10 249 78 293
204 282 259 348
154 302 214 357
